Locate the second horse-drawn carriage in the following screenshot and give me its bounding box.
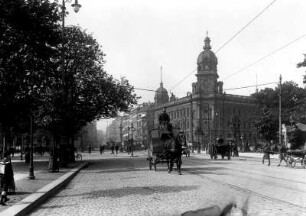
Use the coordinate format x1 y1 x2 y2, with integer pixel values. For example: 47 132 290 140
208 137 232 160
147 124 186 175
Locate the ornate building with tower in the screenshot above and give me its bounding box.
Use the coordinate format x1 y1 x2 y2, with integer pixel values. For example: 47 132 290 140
107 35 257 151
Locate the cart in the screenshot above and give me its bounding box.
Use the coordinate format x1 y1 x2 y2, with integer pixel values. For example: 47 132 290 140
147 126 181 171
209 137 232 160
286 149 306 168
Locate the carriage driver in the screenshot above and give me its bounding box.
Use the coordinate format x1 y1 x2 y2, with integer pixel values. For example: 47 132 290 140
159 107 170 126
158 107 173 141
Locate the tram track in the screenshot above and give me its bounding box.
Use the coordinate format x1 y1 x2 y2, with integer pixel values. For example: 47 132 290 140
184 156 306 186
182 158 306 213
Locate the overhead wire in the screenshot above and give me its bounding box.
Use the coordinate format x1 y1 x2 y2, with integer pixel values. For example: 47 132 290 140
215 0 278 53
224 81 276 91
134 81 276 93
169 68 196 91
223 33 306 81
168 0 278 92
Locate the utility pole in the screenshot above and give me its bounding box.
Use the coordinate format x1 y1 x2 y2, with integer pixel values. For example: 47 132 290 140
187 92 194 153
208 105 211 143
279 75 282 145
119 117 123 152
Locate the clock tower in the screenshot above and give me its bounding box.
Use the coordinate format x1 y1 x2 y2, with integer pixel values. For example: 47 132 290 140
192 34 220 95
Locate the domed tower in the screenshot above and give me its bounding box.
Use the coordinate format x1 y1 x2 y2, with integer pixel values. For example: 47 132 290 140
192 33 219 95
154 67 169 105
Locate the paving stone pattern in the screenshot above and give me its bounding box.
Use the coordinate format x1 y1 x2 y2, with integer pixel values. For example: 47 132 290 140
29 152 306 216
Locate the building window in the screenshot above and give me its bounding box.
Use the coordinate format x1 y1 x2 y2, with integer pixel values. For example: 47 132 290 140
187 108 190 117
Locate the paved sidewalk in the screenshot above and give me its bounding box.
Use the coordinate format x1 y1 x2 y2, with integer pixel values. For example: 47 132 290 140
0 153 88 216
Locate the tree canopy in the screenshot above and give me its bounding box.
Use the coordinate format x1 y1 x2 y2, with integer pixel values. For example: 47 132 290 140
252 81 306 143
0 0 61 130
0 0 138 139
42 25 138 135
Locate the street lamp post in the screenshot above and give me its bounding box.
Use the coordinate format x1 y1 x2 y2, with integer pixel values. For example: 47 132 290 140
278 75 282 146
29 114 35 179
215 112 218 140
289 115 294 141
130 124 135 156
57 0 82 167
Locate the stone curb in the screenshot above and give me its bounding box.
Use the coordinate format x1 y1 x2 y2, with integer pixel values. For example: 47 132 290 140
1 162 89 216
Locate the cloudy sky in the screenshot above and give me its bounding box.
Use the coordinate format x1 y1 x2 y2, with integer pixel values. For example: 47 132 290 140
65 0 306 130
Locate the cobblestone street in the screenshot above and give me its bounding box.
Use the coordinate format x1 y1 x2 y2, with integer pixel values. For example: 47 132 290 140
29 151 306 216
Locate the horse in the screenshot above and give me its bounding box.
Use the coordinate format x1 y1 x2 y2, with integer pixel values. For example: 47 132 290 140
163 132 185 175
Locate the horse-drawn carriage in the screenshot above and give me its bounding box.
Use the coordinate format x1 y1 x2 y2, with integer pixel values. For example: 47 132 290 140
147 125 186 174
286 149 306 168
208 137 232 160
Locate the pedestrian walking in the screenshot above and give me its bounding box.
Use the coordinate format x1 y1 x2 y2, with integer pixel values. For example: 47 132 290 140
99 145 103 155
277 144 287 167
115 145 119 156
0 151 14 205
262 140 273 166
110 144 115 155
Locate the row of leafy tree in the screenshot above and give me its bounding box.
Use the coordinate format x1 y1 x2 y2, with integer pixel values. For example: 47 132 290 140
0 0 138 154
252 78 306 149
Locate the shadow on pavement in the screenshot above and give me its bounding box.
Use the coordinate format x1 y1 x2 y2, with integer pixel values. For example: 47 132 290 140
184 166 227 175
57 185 200 199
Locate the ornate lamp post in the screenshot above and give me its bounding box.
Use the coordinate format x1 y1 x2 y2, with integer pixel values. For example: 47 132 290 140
58 0 82 166
61 0 81 28
289 115 294 141
130 123 135 156
29 114 35 179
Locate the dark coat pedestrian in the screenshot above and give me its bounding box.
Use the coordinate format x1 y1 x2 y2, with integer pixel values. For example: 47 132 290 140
0 151 14 205
277 145 287 166
110 145 115 154
115 145 119 155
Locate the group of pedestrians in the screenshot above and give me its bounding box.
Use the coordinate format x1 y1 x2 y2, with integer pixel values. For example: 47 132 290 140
262 140 291 167
110 144 119 156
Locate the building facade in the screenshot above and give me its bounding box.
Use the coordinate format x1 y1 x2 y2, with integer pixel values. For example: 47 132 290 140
106 35 257 150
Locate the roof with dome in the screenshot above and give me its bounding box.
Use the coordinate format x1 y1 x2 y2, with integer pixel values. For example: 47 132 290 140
154 82 169 105
197 35 218 68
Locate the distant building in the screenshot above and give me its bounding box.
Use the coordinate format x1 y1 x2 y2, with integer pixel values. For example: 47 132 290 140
107 35 257 149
